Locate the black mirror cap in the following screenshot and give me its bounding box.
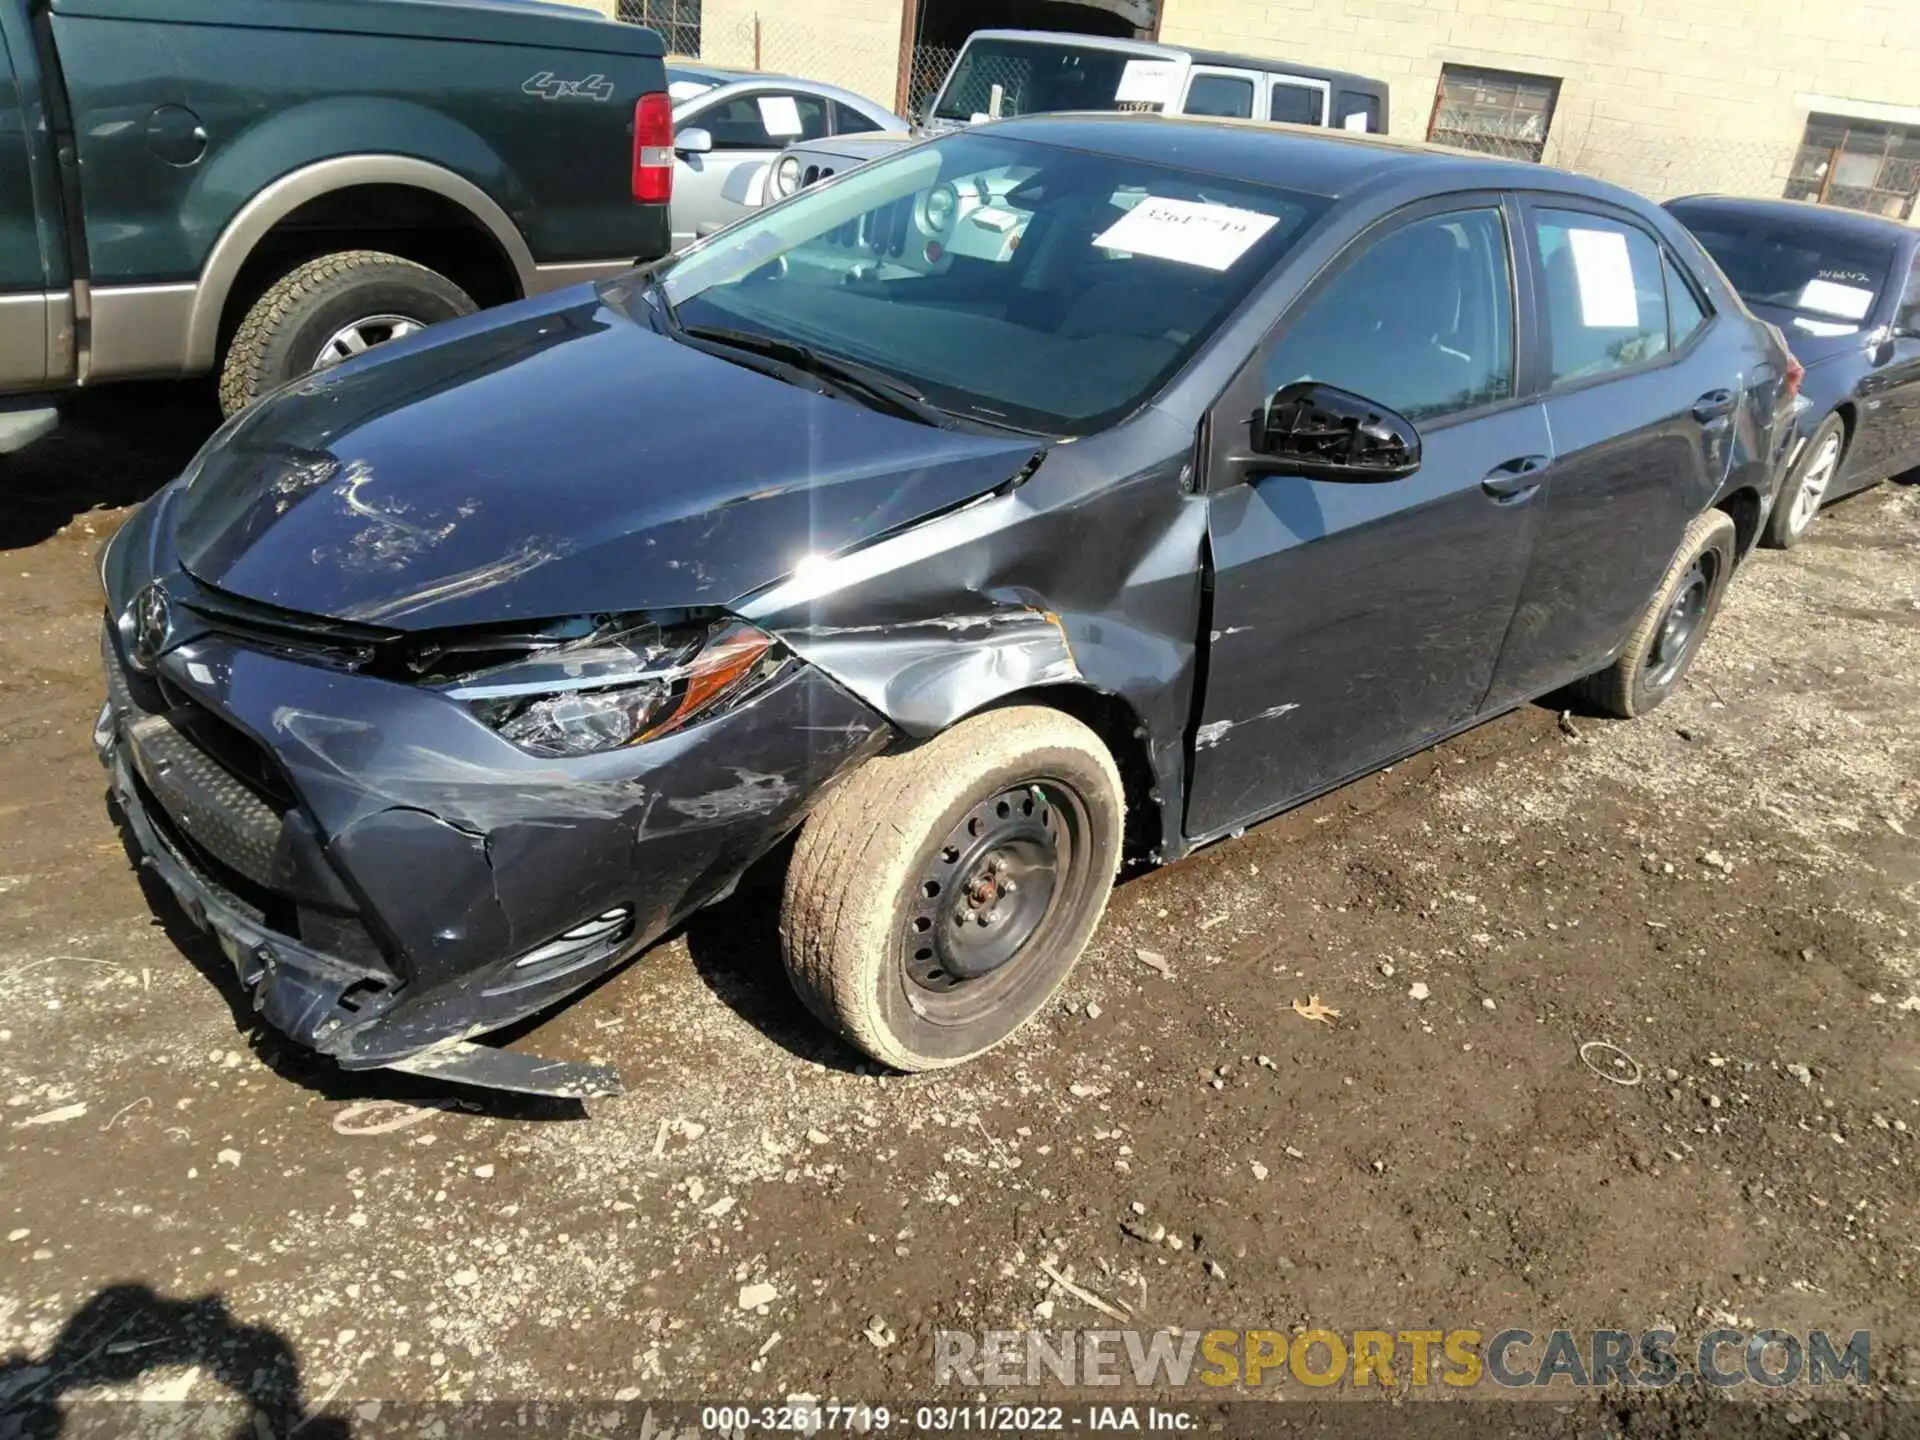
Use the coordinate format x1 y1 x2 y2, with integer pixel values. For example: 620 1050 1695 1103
1250 381 1422 483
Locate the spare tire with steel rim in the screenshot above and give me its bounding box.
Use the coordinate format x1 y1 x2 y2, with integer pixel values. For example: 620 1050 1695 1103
781 706 1124 1071
1574 508 1737 719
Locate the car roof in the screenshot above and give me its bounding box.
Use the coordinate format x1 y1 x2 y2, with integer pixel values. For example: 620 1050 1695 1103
963 29 1385 93
666 68 905 124
982 112 1619 203
1665 193 1917 248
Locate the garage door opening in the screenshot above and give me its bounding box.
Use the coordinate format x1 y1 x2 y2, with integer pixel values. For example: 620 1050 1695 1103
900 0 1158 120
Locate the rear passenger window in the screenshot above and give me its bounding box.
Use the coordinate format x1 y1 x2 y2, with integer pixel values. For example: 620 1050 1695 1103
1265 208 1515 423
1335 90 1380 132
832 101 882 135
1667 256 1708 346
1270 82 1326 126
1186 73 1255 118
1534 209 1670 385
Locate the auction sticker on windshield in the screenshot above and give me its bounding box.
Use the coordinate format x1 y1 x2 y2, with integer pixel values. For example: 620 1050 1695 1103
1115 58 1180 106
1094 196 1279 271
1797 276 1874 320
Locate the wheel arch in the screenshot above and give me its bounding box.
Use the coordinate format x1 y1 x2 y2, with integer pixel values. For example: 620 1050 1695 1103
1714 484 1765 559
187 156 538 371
960 683 1165 868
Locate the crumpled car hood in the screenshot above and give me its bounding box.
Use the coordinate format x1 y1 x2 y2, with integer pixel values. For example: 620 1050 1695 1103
169 286 1040 630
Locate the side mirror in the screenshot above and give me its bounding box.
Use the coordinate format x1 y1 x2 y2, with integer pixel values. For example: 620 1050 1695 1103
675 127 713 156
1894 303 1920 340
1249 381 1422 482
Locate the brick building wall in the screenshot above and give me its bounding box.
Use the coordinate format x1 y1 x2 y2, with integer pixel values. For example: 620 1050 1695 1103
1157 0 1920 213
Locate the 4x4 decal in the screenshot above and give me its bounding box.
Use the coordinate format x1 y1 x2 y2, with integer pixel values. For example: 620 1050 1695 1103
523 71 616 102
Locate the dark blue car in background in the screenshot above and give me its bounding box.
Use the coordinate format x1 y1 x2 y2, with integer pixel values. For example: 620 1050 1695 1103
96 119 1797 1094
1667 194 1920 548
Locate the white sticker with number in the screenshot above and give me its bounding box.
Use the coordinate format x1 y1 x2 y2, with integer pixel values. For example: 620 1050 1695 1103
1797 277 1873 320
1567 227 1639 328
1115 58 1180 105
1093 196 1278 271
757 94 804 137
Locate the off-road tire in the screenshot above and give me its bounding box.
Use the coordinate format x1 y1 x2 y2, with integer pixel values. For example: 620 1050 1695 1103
1762 413 1847 550
217 250 475 417
780 706 1124 1071
1574 508 1737 719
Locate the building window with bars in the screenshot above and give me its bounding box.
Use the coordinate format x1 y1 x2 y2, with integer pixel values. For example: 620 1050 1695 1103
1428 65 1559 162
617 0 701 57
1786 115 1920 221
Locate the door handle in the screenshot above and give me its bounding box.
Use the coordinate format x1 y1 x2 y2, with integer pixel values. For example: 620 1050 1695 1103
1480 454 1550 502
1692 389 1738 424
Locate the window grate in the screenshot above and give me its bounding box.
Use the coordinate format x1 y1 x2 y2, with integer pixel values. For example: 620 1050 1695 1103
1428 65 1559 163
1785 114 1920 221
616 0 701 58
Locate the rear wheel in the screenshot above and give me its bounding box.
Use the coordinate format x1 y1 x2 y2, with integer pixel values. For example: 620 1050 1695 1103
780 707 1124 1071
1574 509 1737 719
218 250 476 417
1763 413 1846 550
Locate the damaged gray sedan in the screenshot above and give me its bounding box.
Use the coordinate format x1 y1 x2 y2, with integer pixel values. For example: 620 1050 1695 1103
97 117 1792 1095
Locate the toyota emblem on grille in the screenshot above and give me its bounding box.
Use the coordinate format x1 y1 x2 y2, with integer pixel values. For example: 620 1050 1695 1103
129 582 171 670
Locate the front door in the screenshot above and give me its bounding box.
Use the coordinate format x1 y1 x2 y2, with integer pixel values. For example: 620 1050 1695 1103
1854 252 1920 481
1187 198 1550 839
673 89 827 248
0 21 51 388
1482 201 1722 705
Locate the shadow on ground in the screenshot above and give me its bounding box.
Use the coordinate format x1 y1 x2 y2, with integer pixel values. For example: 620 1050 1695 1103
0 1283 349 1439
1 384 219 552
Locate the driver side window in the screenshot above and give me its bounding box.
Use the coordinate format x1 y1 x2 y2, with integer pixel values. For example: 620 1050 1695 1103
1265 208 1515 424
687 91 828 150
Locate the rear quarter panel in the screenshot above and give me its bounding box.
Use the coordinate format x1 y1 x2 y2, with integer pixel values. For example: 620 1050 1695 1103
48 8 664 286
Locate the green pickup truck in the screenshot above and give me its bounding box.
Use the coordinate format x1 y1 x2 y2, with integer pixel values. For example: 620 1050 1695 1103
0 0 673 450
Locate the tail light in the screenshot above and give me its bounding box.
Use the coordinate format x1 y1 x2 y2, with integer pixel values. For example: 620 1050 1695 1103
1764 321 1804 400
632 91 673 204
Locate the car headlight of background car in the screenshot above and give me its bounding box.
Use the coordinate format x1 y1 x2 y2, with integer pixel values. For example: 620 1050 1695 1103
438 616 785 757
771 153 803 199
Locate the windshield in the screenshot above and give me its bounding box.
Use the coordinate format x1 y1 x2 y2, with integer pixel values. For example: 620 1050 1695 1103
931 39 1171 122
1675 212 1896 335
647 132 1326 434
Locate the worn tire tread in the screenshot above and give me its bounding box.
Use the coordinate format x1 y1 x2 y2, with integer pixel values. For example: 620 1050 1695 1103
781 707 1123 1071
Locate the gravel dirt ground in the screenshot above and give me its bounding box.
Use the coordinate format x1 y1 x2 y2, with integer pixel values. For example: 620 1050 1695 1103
1 387 1917 1435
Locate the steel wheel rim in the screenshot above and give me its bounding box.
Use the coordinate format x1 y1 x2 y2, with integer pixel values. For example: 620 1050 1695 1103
1646 555 1711 690
899 780 1087 1025
1789 432 1841 533
312 314 425 371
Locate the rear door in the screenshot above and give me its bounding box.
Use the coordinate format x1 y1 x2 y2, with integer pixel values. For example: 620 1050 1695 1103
674 87 828 247
1481 198 1729 707
1187 195 1551 838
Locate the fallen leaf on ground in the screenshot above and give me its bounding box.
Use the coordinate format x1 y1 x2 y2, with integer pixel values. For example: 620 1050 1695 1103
1292 995 1340 1026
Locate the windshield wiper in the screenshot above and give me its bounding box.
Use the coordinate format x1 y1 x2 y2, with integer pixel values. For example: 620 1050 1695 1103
677 323 954 429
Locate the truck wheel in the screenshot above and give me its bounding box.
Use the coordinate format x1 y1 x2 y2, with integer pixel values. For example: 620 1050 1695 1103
218 250 476 416
780 706 1124 1072
1762 414 1845 550
1574 509 1736 720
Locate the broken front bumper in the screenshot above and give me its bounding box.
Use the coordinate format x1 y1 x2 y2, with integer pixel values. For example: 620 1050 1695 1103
96 619 889 1091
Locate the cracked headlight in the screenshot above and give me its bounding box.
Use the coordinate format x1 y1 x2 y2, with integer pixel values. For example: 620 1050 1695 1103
444 618 782 757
